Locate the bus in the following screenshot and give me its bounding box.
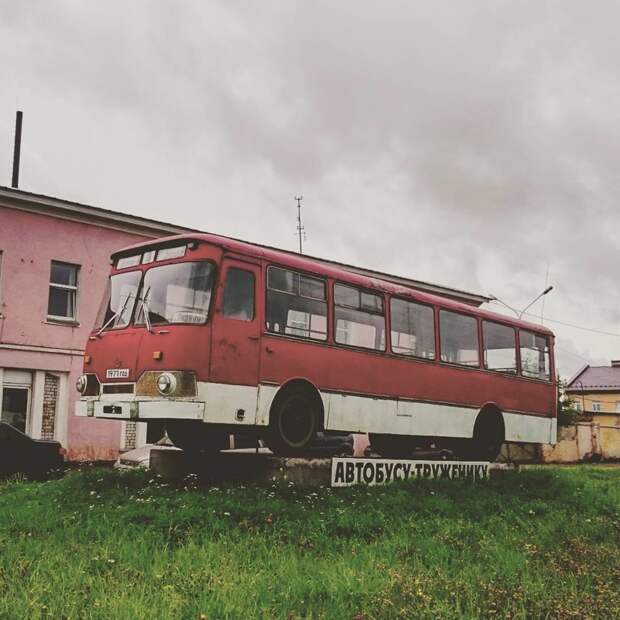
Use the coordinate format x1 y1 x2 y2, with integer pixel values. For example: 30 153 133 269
75 233 557 461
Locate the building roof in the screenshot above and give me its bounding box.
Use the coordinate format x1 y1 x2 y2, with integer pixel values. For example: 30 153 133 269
0 185 192 238
0 185 490 306
567 364 620 393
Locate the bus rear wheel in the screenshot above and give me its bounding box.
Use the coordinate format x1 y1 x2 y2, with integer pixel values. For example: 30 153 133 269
266 389 319 456
456 411 505 462
166 421 228 453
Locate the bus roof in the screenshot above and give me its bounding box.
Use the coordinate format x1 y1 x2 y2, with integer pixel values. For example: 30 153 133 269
112 232 554 337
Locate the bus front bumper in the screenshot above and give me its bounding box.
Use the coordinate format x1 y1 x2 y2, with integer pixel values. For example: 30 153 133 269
75 399 205 420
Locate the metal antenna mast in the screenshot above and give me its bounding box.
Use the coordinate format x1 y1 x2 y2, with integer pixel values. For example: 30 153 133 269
295 195 305 254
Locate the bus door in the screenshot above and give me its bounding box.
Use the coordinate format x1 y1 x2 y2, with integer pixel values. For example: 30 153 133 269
209 257 261 390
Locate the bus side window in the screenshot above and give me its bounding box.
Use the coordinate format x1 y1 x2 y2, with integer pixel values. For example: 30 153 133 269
222 268 255 321
482 321 516 373
519 330 550 380
390 297 435 359
334 283 386 351
265 266 327 340
439 310 480 367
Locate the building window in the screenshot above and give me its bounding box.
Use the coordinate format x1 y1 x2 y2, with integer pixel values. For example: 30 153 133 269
592 401 602 413
265 266 327 340
47 261 79 321
390 298 435 359
574 400 582 412
439 310 479 367
1 369 33 434
615 401 620 414
334 283 385 350
482 321 517 373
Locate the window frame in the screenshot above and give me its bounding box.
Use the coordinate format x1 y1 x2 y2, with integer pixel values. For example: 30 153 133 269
333 281 387 352
592 401 602 413
388 295 436 360
222 266 256 322
47 260 80 323
264 264 329 342
96 270 142 331
266 265 327 301
518 329 552 382
438 309 481 368
98 259 218 332
481 319 518 375
133 260 217 327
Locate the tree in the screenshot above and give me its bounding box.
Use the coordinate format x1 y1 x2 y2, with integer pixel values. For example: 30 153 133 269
557 376 581 427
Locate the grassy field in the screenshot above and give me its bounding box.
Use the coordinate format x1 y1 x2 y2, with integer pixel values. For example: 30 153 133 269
0 466 619 619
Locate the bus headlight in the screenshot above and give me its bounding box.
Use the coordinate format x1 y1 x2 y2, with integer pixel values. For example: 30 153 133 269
156 372 177 395
76 375 88 394
136 371 196 397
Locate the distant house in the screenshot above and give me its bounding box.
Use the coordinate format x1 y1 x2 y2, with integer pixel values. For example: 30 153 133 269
0 185 489 461
567 361 620 418
566 361 620 459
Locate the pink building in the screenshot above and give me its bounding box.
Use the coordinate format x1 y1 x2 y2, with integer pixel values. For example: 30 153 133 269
0 186 189 460
0 185 487 461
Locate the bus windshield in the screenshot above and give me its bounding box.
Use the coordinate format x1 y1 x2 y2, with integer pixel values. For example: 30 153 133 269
97 270 142 330
135 261 215 326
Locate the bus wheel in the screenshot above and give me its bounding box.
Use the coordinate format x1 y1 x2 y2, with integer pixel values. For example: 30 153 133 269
460 411 505 462
267 388 319 455
368 433 415 458
166 421 228 453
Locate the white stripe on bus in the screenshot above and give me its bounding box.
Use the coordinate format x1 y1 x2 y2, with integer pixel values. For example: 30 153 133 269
198 382 555 445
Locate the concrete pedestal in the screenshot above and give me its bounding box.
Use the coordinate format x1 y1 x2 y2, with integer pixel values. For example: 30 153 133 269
150 447 332 487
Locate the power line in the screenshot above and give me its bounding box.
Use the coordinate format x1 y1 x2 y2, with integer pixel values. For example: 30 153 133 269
553 345 593 364
489 301 620 337
520 311 620 338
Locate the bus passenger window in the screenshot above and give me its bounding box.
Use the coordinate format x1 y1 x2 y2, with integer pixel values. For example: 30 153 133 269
439 310 479 367
335 284 385 351
266 267 327 340
223 268 255 321
390 298 435 359
482 321 516 373
520 331 550 380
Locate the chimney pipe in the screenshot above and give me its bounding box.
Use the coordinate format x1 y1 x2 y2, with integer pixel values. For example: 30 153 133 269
11 110 23 188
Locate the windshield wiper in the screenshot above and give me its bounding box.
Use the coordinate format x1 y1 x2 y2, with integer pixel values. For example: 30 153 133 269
139 286 152 333
96 292 136 337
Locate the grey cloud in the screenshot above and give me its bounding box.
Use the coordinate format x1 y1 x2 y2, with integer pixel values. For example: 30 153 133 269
1 0 620 377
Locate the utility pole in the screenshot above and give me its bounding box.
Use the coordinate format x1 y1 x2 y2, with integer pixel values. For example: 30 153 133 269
12 110 23 188
295 195 305 254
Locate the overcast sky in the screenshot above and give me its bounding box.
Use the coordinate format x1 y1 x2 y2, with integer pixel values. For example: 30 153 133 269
1 1 619 378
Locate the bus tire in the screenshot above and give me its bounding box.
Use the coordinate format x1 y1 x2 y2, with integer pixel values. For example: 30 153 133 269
266 387 319 455
166 420 228 453
458 409 505 462
368 433 416 458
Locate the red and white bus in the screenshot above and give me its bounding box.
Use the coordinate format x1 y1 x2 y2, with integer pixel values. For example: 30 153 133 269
76 233 557 461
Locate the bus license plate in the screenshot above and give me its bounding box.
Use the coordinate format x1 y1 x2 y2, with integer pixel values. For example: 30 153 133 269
106 368 129 379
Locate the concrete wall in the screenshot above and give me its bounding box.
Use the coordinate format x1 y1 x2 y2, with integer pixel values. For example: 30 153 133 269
594 414 620 459
503 421 620 463
0 205 152 460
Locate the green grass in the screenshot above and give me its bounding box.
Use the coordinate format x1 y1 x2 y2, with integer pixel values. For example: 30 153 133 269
0 466 619 619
